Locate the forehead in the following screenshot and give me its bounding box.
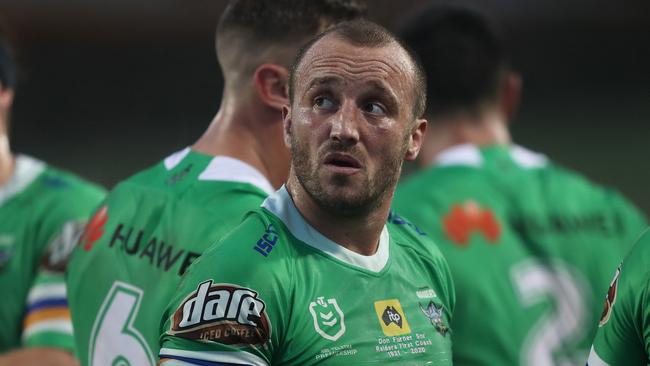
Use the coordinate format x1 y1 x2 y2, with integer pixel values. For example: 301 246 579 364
295 35 415 92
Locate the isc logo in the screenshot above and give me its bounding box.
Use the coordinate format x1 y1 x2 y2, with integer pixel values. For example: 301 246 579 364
170 280 271 345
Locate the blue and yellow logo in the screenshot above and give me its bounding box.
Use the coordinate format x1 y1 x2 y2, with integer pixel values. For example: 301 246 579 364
374 299 411 336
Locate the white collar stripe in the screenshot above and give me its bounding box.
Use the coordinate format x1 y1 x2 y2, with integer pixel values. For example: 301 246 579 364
434 143 547 169
163 147 191 170
0 155 45 206
435 144 483 167
510 145 548 168
262 186 390 273
198 156 275 195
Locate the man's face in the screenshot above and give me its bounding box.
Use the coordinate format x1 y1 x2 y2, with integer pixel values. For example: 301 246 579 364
284 35 425 216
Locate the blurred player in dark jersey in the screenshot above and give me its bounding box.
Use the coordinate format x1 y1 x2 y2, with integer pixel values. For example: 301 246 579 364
65 2 366 365
393 6 647 366
0 27 105 365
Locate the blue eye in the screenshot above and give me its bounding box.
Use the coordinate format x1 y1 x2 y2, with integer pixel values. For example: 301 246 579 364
314 96 335 110
363 102 386 115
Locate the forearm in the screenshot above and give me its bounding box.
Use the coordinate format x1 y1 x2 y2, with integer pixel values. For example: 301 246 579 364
0 347 78 366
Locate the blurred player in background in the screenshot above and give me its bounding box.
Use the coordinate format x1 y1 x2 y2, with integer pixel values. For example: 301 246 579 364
393 5 647 366
0 30 105 365
587 229 650 365
158 19 454 366
65 1 366 365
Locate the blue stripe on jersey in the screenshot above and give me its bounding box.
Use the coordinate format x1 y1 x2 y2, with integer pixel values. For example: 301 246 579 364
26 298 68 313
159 354 252 366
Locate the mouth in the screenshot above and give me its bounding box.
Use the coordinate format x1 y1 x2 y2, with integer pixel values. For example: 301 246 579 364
323 153 362 175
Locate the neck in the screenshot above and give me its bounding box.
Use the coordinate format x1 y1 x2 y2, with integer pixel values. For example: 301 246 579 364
418 109 511 167
192 90 289 189
0 134 14 186
285 174 390 256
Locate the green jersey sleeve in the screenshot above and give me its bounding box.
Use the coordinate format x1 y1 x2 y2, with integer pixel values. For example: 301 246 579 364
588 229 650 366
23 169 105 351
159 213 287 366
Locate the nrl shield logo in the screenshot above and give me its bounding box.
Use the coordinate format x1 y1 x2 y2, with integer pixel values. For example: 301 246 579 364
309 296 345 341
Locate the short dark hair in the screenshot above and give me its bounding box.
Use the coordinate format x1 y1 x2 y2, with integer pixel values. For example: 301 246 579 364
0 24 16 90
217 0 367 53
289 19 427 119
398 6 509 118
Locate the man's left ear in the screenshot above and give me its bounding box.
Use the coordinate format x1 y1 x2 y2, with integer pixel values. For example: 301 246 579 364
254 64 289 111
405 118 427 161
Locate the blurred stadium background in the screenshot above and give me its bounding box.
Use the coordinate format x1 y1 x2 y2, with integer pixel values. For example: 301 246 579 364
2 0 649 213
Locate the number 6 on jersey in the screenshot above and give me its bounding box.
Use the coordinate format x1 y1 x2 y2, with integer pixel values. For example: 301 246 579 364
89 281 155 366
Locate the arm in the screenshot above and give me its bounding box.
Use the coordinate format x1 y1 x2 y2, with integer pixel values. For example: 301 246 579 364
19 186 104 359
159 216 286 366
587 231 650 365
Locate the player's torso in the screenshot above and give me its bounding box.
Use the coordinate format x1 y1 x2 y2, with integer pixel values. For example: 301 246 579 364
67 151 270 366
281 245 452 365
395 144 638 365
252 210 453 366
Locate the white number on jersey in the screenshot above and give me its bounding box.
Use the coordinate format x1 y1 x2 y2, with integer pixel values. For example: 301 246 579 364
511 260 588 366
89 281 155 366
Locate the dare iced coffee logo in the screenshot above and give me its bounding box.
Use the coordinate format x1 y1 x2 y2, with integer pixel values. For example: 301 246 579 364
170 280 271 345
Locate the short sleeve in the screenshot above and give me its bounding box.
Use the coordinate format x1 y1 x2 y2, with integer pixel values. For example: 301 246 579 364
23 219 88 351
159 214 290 366
588 231 650 365
23 181 104 350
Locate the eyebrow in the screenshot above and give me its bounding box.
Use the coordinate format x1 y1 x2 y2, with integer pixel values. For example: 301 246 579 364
362 79 400 112
305 76 345 92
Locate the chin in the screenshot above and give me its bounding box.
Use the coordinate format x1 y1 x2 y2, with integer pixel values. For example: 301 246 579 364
318 187 375 215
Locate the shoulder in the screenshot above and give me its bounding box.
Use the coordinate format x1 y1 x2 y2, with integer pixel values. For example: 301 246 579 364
24 162 105 224
398 164 487 195
619 229 650 280
387 212 456 312
539 161 631 204
161 210 293 352
396 164 504 215
37 164 105 202
188 209 294 278
387 211 449 272
539 161 646 223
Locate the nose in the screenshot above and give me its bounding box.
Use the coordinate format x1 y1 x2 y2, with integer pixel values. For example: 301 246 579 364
329 100 360 147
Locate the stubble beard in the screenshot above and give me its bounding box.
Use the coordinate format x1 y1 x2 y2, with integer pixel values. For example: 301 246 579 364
290 135 407 217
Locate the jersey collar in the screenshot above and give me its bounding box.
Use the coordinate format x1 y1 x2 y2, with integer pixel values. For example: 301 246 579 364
163 147 275 195
433 143 547 169
262 186 390 273
434 143 483 167
0 155 45 206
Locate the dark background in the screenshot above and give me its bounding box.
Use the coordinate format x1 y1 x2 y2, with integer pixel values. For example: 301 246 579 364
2 0 649 213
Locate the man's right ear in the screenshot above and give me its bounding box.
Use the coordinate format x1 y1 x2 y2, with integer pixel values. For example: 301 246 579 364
254 64 289 111
282 105 292 147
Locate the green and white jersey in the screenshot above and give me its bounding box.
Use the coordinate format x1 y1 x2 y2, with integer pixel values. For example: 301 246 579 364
159 186 455 366
66 148 274 366
393 144 647 366
587 229 650 366
0 155 105 352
